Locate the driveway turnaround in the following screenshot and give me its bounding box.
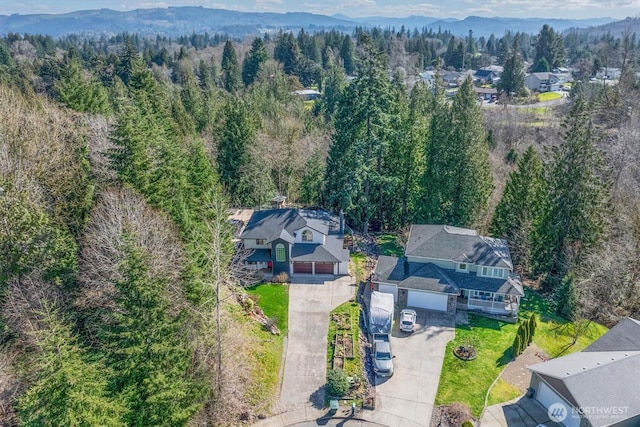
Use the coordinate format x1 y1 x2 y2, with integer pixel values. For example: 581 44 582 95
278 277 356 412
374 310 455 427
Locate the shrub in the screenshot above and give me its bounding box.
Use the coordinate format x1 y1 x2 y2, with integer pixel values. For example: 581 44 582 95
326 369 350 397
272 272 289 283
462 421 475 427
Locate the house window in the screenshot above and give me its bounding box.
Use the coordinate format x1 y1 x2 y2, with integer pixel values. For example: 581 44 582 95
256 239 266 245
275 244 286 262
472 291 493 300
481 266 504 278
457 263 468 272
302 230 313 242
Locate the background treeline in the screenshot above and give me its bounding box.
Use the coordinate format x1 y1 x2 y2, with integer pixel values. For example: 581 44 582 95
0 24 639 425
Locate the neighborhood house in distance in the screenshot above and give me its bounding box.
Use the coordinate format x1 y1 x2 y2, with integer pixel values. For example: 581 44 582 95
240 208 350 277
372 224 524 318
528 317 640 427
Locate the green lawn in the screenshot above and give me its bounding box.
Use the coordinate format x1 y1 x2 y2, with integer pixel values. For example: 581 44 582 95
376 233 404 257
327 300 363 379
435 288 607 417
538 91 562 102
487 378 521 406
240 283 289 410
246 283 289 332
350 252 367 283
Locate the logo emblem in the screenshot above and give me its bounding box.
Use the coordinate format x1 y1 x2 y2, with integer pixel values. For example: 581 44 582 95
548 403 568 422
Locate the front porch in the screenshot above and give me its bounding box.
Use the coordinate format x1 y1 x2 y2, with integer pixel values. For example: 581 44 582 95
457 289 520 318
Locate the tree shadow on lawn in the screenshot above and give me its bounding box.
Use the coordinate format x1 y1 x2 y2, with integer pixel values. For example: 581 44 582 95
496 347 513 368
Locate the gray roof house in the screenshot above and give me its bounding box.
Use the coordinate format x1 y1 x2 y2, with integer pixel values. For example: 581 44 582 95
528 318 640 427
525 72 561 92
372 225 524 317
240 209 350 277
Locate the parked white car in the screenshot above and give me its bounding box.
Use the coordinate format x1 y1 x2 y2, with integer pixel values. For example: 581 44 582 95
400 309 417 333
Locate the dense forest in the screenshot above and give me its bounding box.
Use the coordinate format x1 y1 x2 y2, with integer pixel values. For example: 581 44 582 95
0 22 639 425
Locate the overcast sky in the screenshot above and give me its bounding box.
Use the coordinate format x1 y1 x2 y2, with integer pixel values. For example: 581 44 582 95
1 0 637 19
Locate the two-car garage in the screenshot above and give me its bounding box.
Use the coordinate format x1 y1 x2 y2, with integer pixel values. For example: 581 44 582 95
292 261 335 275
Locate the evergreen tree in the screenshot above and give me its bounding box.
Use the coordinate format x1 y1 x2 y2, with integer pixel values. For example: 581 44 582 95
421 77 493 227
553 273 579 320
300 148 325 206
18 305 126 427
274 32 301 76
242 37 268 86
499 36 526 97
55 56 110 114
221 40 241 93
491 146 545 273
324 35 393 232
533 57 551 73
533 98 609 285
216 97 259 205
100 240 205 426
511 333 522 357
340 35 355 75
532 25 565 70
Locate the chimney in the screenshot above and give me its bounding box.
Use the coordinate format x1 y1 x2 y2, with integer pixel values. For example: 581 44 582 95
339 210 344 237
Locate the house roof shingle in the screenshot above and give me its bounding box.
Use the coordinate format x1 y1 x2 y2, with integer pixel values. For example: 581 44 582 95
529 317 640 427
373 255 459 294
405 225 513 269
240 209 349 263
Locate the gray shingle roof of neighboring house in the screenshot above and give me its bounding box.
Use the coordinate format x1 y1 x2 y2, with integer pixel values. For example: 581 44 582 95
246 249 272 262
529 317 640 427
583 317 640 352
474 69 496 78
240 209 349 262
374 256 459 294
405 225 513 269
374 256 524 296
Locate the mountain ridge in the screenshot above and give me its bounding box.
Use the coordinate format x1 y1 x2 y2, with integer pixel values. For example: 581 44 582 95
0 7 618 38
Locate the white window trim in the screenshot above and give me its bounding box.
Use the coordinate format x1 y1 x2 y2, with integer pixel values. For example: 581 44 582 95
275 244 286 262
479 266 505 279
456 263 469 273
302 230 313 242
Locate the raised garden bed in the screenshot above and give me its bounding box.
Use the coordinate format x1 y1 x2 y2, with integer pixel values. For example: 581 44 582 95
334 333 355 358
332 313 352 330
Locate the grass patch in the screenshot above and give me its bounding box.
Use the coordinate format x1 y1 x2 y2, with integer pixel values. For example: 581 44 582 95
376 233 404 257
436 314 517 417
436 288 607 416
487 378 522 406
537 91 562 102
246 283 289 332
327 300 362 378
225 283 288 412
350 252 367 283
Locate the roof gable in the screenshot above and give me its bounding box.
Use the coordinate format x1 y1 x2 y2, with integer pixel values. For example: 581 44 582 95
583 317 640 352
405 224 512 269
240 208 336 242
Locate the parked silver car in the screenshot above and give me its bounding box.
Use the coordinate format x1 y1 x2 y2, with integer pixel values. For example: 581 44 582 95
373 339 394 377
400 309 417 333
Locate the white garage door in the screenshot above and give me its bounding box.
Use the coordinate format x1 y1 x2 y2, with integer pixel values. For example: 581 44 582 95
378 283 398 302
537 382 581 427
407 290 448 311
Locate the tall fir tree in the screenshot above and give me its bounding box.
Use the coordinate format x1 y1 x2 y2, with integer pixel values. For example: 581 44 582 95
533 98 609 286
491 146 545 273
242 37 268 86
18 305 126 427
324 34 393 232
274 32 301 76
421 77 493 227
499 36 527 97
221 40 241 93
532 24 565 70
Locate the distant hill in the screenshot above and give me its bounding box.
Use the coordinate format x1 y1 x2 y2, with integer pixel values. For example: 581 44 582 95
564 16 640 37
0 7 619 38
0 6 357 38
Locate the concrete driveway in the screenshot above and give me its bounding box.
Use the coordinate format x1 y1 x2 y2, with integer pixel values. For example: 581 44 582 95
277 277 356 412
374 310 455 427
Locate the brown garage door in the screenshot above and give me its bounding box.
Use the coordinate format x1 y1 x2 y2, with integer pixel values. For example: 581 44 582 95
315 262 335 275
293 262 313 274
